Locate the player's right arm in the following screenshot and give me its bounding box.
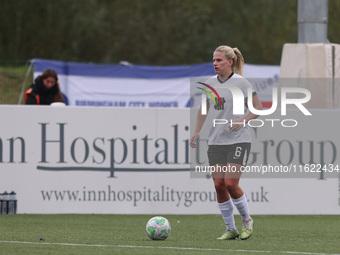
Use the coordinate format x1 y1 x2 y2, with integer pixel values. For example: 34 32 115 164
190 103 210 148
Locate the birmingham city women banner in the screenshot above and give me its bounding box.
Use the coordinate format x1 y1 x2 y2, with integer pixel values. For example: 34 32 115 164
32 59 279 108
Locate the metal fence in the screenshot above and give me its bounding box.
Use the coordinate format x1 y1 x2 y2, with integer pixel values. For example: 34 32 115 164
0 60 33 105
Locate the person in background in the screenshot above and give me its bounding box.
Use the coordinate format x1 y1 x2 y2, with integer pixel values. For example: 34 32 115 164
25 69 64 105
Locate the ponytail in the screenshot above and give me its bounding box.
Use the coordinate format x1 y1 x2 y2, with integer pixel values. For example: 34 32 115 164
232 47 244 76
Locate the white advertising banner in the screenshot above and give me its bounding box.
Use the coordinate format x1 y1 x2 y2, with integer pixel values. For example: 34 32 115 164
0 106 339 214
32 59 279 108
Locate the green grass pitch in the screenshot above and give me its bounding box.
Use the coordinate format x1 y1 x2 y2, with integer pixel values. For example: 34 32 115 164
0 214 339 255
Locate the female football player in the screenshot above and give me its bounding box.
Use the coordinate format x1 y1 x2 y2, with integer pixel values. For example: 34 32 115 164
190 45 263 240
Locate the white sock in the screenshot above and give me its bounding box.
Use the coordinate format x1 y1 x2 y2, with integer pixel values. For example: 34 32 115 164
217 199 236 231
232 193 251 223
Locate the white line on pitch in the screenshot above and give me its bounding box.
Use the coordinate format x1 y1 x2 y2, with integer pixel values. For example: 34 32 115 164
0 240 339 255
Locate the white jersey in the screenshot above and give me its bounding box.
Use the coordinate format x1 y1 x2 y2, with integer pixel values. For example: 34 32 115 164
204 73 256 145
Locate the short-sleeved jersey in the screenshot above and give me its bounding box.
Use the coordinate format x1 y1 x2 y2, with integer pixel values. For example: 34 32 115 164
203 73 256 145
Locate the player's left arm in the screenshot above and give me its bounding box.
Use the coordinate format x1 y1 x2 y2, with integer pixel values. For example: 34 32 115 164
229 93 263 132
243 93 263 121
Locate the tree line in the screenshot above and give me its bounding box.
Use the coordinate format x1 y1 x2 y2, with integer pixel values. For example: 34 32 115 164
1 0 340 65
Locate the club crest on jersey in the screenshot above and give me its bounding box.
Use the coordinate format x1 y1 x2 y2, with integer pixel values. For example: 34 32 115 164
214 97 226 110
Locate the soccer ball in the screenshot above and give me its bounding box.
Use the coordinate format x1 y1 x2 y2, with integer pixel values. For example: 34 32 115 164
146 216 171 240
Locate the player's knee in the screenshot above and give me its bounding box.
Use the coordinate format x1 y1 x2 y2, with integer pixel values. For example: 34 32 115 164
225 181 238 193
214 180 227 193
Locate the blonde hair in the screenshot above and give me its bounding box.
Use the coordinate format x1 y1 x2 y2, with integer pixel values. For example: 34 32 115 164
214 46 244 76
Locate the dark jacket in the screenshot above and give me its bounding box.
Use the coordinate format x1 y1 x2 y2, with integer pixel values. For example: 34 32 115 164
25 78 63 105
